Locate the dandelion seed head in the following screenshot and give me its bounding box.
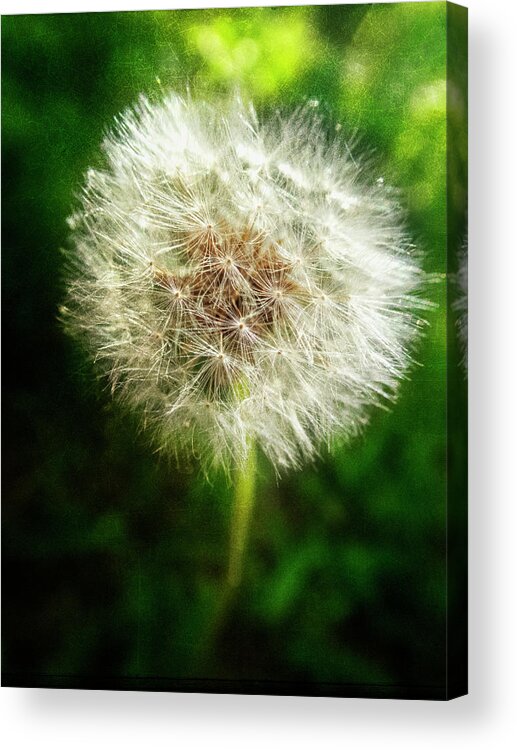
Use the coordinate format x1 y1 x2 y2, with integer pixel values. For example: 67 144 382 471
62 93 426 475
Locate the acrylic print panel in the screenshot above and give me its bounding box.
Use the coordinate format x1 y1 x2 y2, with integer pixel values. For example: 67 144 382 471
1 2 468 700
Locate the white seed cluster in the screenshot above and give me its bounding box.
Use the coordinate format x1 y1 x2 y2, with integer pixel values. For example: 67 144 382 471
454 237 468 372
63 94 426 474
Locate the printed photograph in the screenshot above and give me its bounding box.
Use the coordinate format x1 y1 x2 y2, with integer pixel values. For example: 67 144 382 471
2 2 468 699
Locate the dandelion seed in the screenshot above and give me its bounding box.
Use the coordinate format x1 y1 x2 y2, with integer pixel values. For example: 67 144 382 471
62 93 427 476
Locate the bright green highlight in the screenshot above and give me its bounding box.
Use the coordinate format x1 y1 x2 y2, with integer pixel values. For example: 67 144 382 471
228 441 257 588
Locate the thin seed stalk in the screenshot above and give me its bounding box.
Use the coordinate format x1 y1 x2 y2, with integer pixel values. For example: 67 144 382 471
227 441 257 587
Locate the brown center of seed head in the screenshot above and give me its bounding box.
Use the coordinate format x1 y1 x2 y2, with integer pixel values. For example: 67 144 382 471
153 224 305 363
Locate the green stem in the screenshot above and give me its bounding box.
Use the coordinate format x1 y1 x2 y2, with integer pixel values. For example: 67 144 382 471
195 443 257 672
227 442 257 588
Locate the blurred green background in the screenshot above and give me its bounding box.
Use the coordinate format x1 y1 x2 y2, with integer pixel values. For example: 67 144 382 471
2 2 467 695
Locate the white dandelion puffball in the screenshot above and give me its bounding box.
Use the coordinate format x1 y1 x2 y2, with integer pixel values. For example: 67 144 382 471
63 93 426 474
